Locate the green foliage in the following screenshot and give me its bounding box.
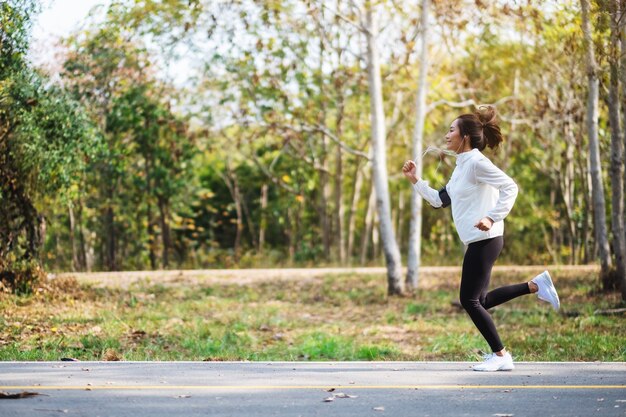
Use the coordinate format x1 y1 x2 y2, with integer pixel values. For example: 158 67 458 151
1 0 618 275
0 0 97 292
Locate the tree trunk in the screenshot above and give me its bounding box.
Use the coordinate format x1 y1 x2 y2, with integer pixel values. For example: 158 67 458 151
406 0 430 292
333 128 346 265
318 134 331 261
146 202 157 270
365 5 403 294
157 196 171 268
240 186 259 251
104 194 117 271
577 141 593 263
335 145 346 264
68 203 79 272
360 182 376 265
396 190 404 251
75 199 88 271
560 125 577 264
146 157 157 270
585 149 596 263
259 183 268 254
347 161 365 263
221 165 244 263
608 0 626 291
619 0 626 300
286 206 295 263
581 0 613 279
232 173 244 263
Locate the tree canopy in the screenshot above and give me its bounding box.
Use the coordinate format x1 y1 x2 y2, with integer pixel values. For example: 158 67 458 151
1 0 624 297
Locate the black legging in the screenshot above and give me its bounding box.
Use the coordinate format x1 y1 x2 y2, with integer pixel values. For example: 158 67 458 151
460 236 530 352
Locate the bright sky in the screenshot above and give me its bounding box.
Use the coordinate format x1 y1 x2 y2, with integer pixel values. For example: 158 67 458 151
28 0 194 87
29 0 111 66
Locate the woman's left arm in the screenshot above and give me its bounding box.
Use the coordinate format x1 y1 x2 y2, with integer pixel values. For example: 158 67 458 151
474 158 519 223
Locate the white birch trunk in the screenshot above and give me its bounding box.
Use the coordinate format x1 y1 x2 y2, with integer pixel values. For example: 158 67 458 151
406 0 430 291
580 0 612 276
365 6 403 294
619 0 626 300
608 0 626 292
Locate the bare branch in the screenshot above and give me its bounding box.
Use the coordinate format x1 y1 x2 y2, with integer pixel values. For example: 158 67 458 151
322 2 370 36
499 116 533 126
426 96 516 113
315 124 371 160
262 122 371 160
284 143 332 174
426 99 476 113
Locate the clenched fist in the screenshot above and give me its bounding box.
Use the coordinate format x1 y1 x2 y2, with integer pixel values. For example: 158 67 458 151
474 217 494 231
402 160 419 184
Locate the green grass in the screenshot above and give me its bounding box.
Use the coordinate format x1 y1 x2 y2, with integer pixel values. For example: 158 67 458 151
0 268 624 361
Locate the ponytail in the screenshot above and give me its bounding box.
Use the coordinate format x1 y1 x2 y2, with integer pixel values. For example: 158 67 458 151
456 105 504 151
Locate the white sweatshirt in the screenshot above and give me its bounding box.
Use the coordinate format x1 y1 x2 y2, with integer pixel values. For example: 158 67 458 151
413 148 518 246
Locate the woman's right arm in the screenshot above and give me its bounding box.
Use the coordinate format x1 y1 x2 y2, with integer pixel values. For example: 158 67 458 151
413 180 444 208
403 160 444 208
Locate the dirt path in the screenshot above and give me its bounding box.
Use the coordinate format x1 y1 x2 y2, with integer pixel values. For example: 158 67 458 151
54 265 599 288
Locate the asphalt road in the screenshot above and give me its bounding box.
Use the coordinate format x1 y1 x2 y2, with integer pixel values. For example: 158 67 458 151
0 361 624 416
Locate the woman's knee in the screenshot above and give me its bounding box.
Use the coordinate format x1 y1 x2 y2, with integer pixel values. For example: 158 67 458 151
460 296 481 312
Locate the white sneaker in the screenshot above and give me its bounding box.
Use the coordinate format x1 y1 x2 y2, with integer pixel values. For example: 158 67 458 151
532 270 560 311
473 352 515 372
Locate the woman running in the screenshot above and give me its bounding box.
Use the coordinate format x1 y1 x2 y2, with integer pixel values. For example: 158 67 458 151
402 106 560 371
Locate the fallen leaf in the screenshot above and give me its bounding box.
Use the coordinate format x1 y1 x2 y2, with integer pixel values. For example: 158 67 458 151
597 398 605 402
0 391 40 399
323 397 335 402
177 395 191 398
102 348 122 361
373 406 385 411
34 409 68 413
60 358 78 362
129 330 147 340
325 388 336 392
493 414 514 417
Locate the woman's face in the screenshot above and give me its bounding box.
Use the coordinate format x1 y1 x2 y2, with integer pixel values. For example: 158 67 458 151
445 119 467 153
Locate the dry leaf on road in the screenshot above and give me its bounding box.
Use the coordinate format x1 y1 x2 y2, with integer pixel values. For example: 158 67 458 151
333 392 358 399
0 391 41 399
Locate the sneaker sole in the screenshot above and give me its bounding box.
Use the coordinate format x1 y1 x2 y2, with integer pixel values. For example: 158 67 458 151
539 271 560 311
473 364 515 372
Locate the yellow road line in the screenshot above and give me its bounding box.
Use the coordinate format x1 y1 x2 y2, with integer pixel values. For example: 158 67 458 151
1 385 624 390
